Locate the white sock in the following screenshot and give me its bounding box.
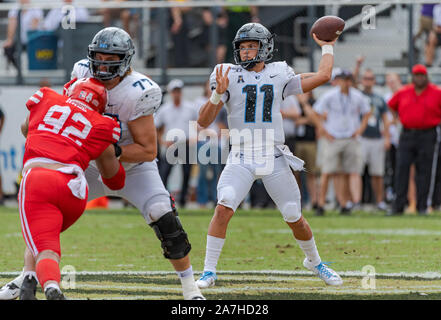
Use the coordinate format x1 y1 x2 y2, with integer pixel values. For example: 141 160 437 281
177 266 201 299
296 237 321 266
44 283 60 292
204 235 225 273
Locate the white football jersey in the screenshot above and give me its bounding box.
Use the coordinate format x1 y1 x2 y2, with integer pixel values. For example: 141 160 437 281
71 59 162 148
210 61 302 152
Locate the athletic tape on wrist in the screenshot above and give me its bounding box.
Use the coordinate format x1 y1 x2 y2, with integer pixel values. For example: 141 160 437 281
209 91 222 105
322 45 334 56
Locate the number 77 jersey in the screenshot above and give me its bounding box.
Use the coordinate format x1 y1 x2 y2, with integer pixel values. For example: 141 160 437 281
23 87 121 171
210 61 302 149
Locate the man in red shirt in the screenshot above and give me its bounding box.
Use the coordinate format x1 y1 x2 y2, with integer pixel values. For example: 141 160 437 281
388 64 441 215
19 78 126 300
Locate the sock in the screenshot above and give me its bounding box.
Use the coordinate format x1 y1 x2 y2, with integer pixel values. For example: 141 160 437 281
204 235 225 273
177 266 201 299
44 282 60 292
35 259 60 289
296 237 321 267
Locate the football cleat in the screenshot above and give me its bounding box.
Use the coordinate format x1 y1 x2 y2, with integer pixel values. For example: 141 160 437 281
185 292 206 300
196 271 217 289
45 287 66 300
303 258 343 286
0 274 24 300
19 275 38 300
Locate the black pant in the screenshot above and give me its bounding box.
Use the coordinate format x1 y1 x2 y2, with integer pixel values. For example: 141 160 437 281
393 127 440 213
159 142 192 207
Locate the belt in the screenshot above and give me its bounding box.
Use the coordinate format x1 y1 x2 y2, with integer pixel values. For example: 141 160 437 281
403 126 437 133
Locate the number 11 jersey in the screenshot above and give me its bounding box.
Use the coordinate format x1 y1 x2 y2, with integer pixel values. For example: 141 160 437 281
210 61 303 151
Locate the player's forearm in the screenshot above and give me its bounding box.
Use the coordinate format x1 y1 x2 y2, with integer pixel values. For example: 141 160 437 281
198 100 221 128
301 54 333 93
120 143 157 163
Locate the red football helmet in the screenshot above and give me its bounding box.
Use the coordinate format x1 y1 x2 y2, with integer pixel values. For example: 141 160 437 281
65 77 108 114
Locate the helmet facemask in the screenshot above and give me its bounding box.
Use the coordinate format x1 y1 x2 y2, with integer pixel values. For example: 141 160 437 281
88 51 131 81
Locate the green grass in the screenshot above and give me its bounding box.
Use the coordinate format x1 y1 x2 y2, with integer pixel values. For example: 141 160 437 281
2 206 441 299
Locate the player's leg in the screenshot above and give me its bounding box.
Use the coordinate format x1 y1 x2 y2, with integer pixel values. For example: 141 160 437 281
117 162 204 300
197 162 255 289
262 158 342 286
18 168 86 299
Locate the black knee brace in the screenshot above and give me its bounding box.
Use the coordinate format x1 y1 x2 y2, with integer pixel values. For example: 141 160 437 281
150 211 191 259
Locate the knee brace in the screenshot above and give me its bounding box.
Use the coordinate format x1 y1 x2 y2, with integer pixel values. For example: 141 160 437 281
149 211 191 260
281 202 302 223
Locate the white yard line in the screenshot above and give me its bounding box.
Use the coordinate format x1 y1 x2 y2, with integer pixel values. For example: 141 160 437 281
2 270 441 279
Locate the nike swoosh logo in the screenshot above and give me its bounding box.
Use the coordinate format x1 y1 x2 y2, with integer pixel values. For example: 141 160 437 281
275 154 283 158
270 74 278 78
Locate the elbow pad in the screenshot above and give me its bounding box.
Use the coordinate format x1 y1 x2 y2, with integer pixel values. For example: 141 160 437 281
102 162 126 190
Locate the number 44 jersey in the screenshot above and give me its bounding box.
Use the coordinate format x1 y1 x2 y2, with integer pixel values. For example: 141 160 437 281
24 87 121 170
210 61 303 152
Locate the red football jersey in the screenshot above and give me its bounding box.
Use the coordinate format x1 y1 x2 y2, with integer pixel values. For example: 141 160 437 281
24 87 121 170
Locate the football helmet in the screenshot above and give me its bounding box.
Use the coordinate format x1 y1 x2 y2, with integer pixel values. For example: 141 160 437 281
232 23 275 70
66 78 108 114
87 27 135 81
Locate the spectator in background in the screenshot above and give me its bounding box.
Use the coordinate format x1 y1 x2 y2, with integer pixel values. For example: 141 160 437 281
388 64 441 215
414 4 435 44
155 79 198 208
424 3 441 67
0 106 4 205
201 7 229 64
43 0 90 32
359 69 390 211
169 0 191 67
194 80 228 208
295 91 321 210
313 70 371 216
100 0 140 38
224 1 259 62
3 0 43 70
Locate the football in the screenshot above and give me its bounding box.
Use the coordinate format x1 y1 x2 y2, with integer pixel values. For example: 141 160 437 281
310 15 345 41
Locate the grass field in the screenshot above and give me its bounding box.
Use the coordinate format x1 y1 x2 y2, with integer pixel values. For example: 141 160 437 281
2 206 441 300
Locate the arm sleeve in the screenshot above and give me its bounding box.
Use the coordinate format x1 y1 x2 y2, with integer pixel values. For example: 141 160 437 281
129 86 162 121
101 162 126 190
209 65 230 103
25 89 45 110
282 63 303 99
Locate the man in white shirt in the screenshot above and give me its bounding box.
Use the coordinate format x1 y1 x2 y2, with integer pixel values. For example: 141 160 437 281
155 79 199 208
3 0 43 70
43 0 90 31
313 69 371 215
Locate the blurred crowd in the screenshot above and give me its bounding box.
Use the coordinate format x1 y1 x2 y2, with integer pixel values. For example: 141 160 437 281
1 0 261 70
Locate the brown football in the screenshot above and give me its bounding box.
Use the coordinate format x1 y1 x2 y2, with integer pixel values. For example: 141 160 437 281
310 16 345 41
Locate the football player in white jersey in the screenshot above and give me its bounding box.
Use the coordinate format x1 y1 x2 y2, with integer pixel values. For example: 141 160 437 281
0 27 204 301
196 23 343 289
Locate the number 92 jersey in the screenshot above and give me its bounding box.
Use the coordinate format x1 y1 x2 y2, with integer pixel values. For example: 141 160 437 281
23 87 121 171
71 59 162 147
210 61 302 150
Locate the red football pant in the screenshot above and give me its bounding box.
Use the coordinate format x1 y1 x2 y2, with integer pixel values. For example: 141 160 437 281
19 167 88 257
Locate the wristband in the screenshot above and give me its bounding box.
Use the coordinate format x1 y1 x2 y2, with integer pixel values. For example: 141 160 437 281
209 90 222 105
114 144 122 159
322 45 334 56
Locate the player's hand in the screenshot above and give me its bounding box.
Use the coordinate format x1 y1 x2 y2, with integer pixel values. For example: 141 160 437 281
312 33 338 47
215 64 231 95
